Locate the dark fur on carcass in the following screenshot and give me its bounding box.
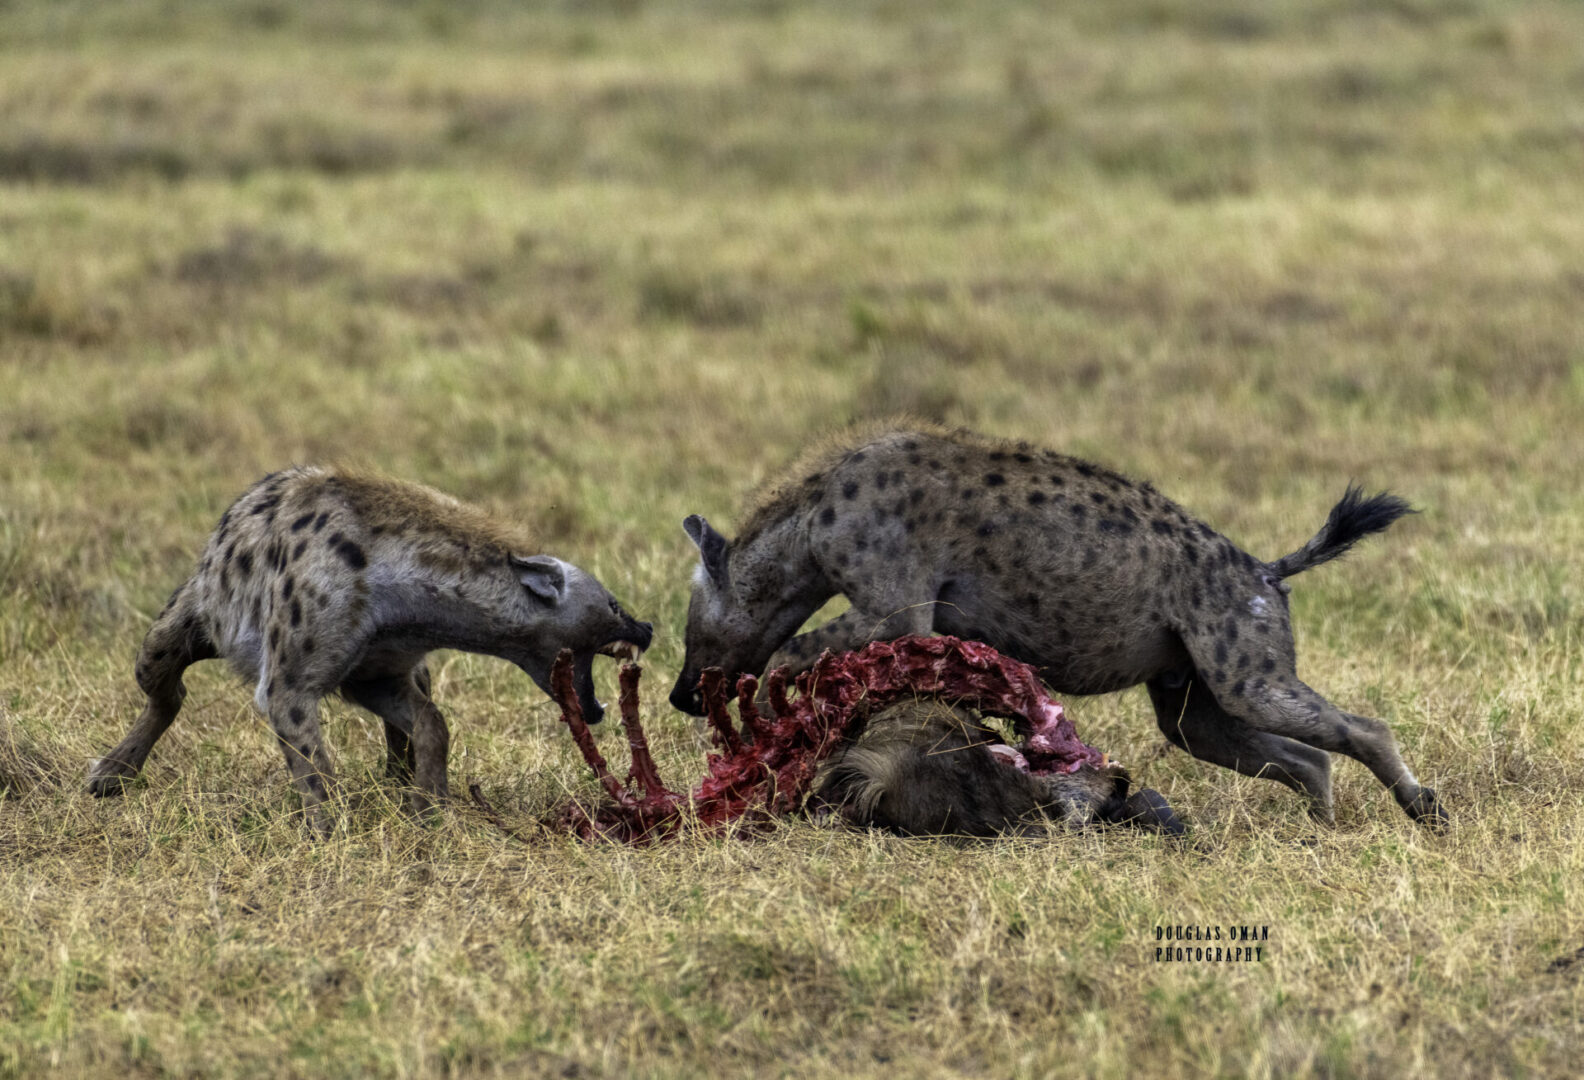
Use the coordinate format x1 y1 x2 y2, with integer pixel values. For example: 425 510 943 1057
814 698 1185 837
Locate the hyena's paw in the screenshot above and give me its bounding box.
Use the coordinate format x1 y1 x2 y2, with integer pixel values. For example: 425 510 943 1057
1404 786 1449 831
85 757 140 797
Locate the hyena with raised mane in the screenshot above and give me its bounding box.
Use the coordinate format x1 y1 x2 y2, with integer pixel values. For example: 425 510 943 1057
671 423 1444 828
88 467 652 834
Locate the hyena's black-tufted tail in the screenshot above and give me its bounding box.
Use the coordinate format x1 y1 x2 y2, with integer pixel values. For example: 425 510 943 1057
1268 484 1417 580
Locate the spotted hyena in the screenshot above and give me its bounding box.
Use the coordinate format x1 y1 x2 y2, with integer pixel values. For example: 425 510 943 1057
88 467 653 834
671 424 1444 828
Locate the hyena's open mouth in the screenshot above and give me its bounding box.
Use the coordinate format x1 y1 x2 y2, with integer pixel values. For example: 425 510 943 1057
597 639 646 662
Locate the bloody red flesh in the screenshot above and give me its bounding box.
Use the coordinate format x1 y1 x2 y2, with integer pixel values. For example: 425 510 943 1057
548 635 1102 843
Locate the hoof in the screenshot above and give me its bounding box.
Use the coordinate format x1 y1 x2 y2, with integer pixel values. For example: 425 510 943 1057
1109 788 1188 836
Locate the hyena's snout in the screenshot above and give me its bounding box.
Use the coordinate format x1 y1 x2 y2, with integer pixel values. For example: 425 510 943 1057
669 673 705 716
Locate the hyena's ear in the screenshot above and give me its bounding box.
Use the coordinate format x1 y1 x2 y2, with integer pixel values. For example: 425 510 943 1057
682 515 729 588
511 554 568 604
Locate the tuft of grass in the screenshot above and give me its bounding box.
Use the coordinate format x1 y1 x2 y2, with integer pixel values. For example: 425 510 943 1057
3 0 1584 1076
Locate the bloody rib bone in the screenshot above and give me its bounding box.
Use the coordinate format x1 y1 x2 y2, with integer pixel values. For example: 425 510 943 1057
547 636 1103 843
618 661 667 799
549 648 635 810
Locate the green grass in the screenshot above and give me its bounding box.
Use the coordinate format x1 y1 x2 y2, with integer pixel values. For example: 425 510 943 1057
3 1 1583 1075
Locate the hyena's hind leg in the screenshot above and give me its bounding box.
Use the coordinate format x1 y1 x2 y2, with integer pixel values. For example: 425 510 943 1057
267 690 336 839
1176 618 1446 828
87 583 216 795
339 663 449 815
1146 674 1334 824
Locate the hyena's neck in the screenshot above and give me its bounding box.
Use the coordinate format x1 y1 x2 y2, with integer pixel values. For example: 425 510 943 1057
731 509 833 623
361 553 519 657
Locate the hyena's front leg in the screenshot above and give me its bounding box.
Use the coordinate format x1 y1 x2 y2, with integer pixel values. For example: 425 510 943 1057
88 583 216 795
764 601 935 676
340 666 449 815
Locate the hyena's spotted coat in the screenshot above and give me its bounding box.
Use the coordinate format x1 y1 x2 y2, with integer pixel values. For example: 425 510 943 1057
88 468 652 834
672 424 1444 828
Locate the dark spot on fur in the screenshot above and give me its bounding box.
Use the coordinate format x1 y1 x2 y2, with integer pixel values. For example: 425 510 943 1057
235 550 253 575
1184 543 1199 565
268 626 280 651
985 473 1005 487
335 539 367 571
251 495 281 517
1191 585 1203 609
293 538 308 560
313 512 329 532
1075 462 1096 477
856 538 868 552
289 706 305 725
1227 621 1239 643
1082 547 1098 569
843 481 859 499
1028 491 1046 505
977 521 998 537
1122 506 1139 524
1152 520 1173 536
1090 491 1109 506
1014 452 1033 464
291 512 314 532
1231 680 1246 697
282 576 295 601
876 472 889 490
1198 523 1214 539
1070 504 1087 521
267 678 276 697
989 451 1006 462
1262 656 1276 673
290 599 302 627
1048 474 1065 486
1215 640 1229 665
303 637 315 654
819 506 836 526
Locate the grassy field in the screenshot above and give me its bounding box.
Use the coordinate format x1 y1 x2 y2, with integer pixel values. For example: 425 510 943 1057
3 0 1583 1075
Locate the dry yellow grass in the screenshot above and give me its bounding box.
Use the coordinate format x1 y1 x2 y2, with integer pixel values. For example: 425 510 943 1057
3 1 1583 1076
